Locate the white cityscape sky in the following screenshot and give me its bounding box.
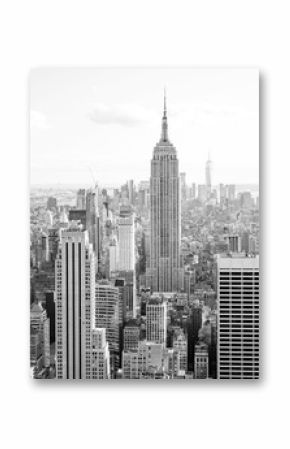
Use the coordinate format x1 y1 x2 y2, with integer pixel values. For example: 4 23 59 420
30 68 259 187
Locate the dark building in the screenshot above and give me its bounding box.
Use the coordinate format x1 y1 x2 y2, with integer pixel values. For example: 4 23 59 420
187 305 202 372
68 209 86 227
47 196 57 211
44 291 55 344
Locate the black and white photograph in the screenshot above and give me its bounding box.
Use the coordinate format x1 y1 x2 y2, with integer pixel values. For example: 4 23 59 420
30 68 259 380
2 1 290 448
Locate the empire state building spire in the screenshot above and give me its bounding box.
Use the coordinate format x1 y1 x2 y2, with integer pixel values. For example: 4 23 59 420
161 89 169 142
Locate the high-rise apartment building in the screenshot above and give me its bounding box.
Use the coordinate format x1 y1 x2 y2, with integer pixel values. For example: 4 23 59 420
146 298 167 347
217 255 259 379
55 227 95 379
148 93 181 292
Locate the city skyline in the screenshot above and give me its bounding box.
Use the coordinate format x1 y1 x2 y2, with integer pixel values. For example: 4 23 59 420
30 68 259 186
30 68 259 380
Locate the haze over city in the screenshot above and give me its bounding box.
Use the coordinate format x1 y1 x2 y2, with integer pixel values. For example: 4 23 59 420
30 68 259 187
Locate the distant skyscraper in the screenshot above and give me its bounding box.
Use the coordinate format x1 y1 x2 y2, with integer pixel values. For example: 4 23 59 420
86 186 100 268
128 179 134 205
198 184 207 203
217 255 259 379
148 92 181 292
190 182 196 200
118 204 135 271
219 183 227 205
240 191 253 209
95 280 120 377
91 328 111 379
228 184 236 202
55 227 95 379
47 196 57 211
76 189 86 210
146 298 167 347
205 153 212 199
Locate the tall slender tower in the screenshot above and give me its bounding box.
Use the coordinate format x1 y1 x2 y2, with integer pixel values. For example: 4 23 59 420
205 152 212 199
149 92 181 292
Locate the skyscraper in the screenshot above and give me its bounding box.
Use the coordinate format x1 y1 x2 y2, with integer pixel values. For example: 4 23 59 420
205 153 212 199
146 298 167 347
86 186 100 269
148 92 181 292
95 280 120 377
55 227 95 379
127 179 134 205
76 189 86 210
118 204 135 271
217 255 259 379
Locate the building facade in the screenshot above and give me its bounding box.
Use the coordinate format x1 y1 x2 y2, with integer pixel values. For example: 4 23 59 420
91 328 110 379
30 301 50 378
194 342 209 379
95 280 120 377
118 204 135 271
146 299 167 347
217 255 259 379
55 227 95 379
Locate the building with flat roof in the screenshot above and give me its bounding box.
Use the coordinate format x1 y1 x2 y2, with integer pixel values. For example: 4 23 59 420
217 255 259 379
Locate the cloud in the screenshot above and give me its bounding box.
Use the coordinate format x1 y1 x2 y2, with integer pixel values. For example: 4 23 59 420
88 103 156 127
30 110 51 129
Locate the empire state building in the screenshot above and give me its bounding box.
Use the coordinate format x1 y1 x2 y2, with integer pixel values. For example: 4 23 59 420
148 93 181 292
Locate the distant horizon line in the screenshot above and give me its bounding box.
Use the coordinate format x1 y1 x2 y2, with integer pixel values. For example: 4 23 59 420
31 182 259 188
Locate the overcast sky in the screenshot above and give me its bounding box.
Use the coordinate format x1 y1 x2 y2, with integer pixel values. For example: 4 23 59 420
30 68 259 187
